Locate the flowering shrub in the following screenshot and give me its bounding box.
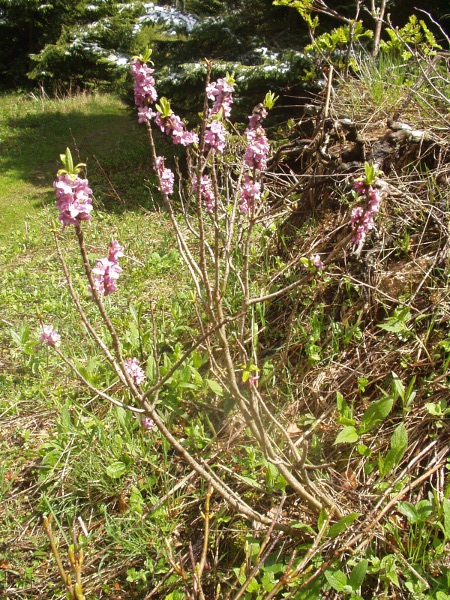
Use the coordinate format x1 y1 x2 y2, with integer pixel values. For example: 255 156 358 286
41 51 393 545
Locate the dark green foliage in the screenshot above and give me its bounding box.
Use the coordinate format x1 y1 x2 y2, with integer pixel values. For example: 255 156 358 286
0 0 141 90
141 0 311 117
0 0 80 87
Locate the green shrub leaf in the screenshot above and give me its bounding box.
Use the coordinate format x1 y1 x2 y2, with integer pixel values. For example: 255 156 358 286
358 396 394 434
334 425 359 445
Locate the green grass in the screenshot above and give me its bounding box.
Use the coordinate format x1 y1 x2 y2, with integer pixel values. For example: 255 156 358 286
0 91 159 241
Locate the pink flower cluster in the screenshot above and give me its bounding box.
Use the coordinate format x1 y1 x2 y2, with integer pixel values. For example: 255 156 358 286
53 174 93 228
240 174 261 215
130 59 158 123
40 324 61 347
350 180 382 247
155 156 174 196
155 113 199 146
108 239 124 263
240 106 270 213
193 173 215 213
91 240 124 296
244 127 270 171
206 77 234 118
248 104 268 130
205 120 227 154
130 59 198 146
124 357 146 385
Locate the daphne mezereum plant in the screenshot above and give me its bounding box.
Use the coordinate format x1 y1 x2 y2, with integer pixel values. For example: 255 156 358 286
40 49 388 529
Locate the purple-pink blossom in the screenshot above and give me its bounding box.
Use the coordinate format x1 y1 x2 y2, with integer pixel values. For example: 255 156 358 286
206 77 234 118
350 180 382 247
248 374 260 387
53 174 93 228
155 156 174 196
244 127 270 171
204 120 227 154
141 416 156 430
108 240 124 264
248 105 268 130
40 324 61 348
91 258 122 296
240 173 261 214
124 358 146 385
130 59 158 120
311 254 324 271
193 173 215 213
154 112 198 146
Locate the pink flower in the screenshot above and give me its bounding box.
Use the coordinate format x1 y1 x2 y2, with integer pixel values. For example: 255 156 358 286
206 77 234 118
141 416 156 430
91 258 122 296
240 173 261 214
154 156 174 196
130 59 158 117
311 254 324 271
204 120 227 154
40 324 61 348
244 127 270 171
193 173 215 213
155 112 198 146
138 106 155 124
350 181 382 247
53 173 93 228
108 240 124 264
353 179 367 195
248 375 260 386
248 105 268 130
124 358 146 385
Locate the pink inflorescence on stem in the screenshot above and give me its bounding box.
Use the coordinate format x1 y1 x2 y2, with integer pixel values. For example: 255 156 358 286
240 173 261 215
108 239 124 263
90 240 123 297
244 127 270 171
53 174 93 228
240 105 270 214
350 180 382 247
155 156 175 196
141 416 156 430
193 173 215 213
124 357 146 386
248 104 268 130
154 113 199 146
206 77 235 118
130 59 158 123
204 120 227 154
40 324 61 347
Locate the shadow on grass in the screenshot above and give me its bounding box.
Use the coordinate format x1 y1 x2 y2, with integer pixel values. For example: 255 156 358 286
1 102 175 214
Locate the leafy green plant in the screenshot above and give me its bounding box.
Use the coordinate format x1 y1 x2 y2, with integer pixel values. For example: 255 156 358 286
324 559 368 599
377 307 413 341
334 391 395 445
380 15 442 59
